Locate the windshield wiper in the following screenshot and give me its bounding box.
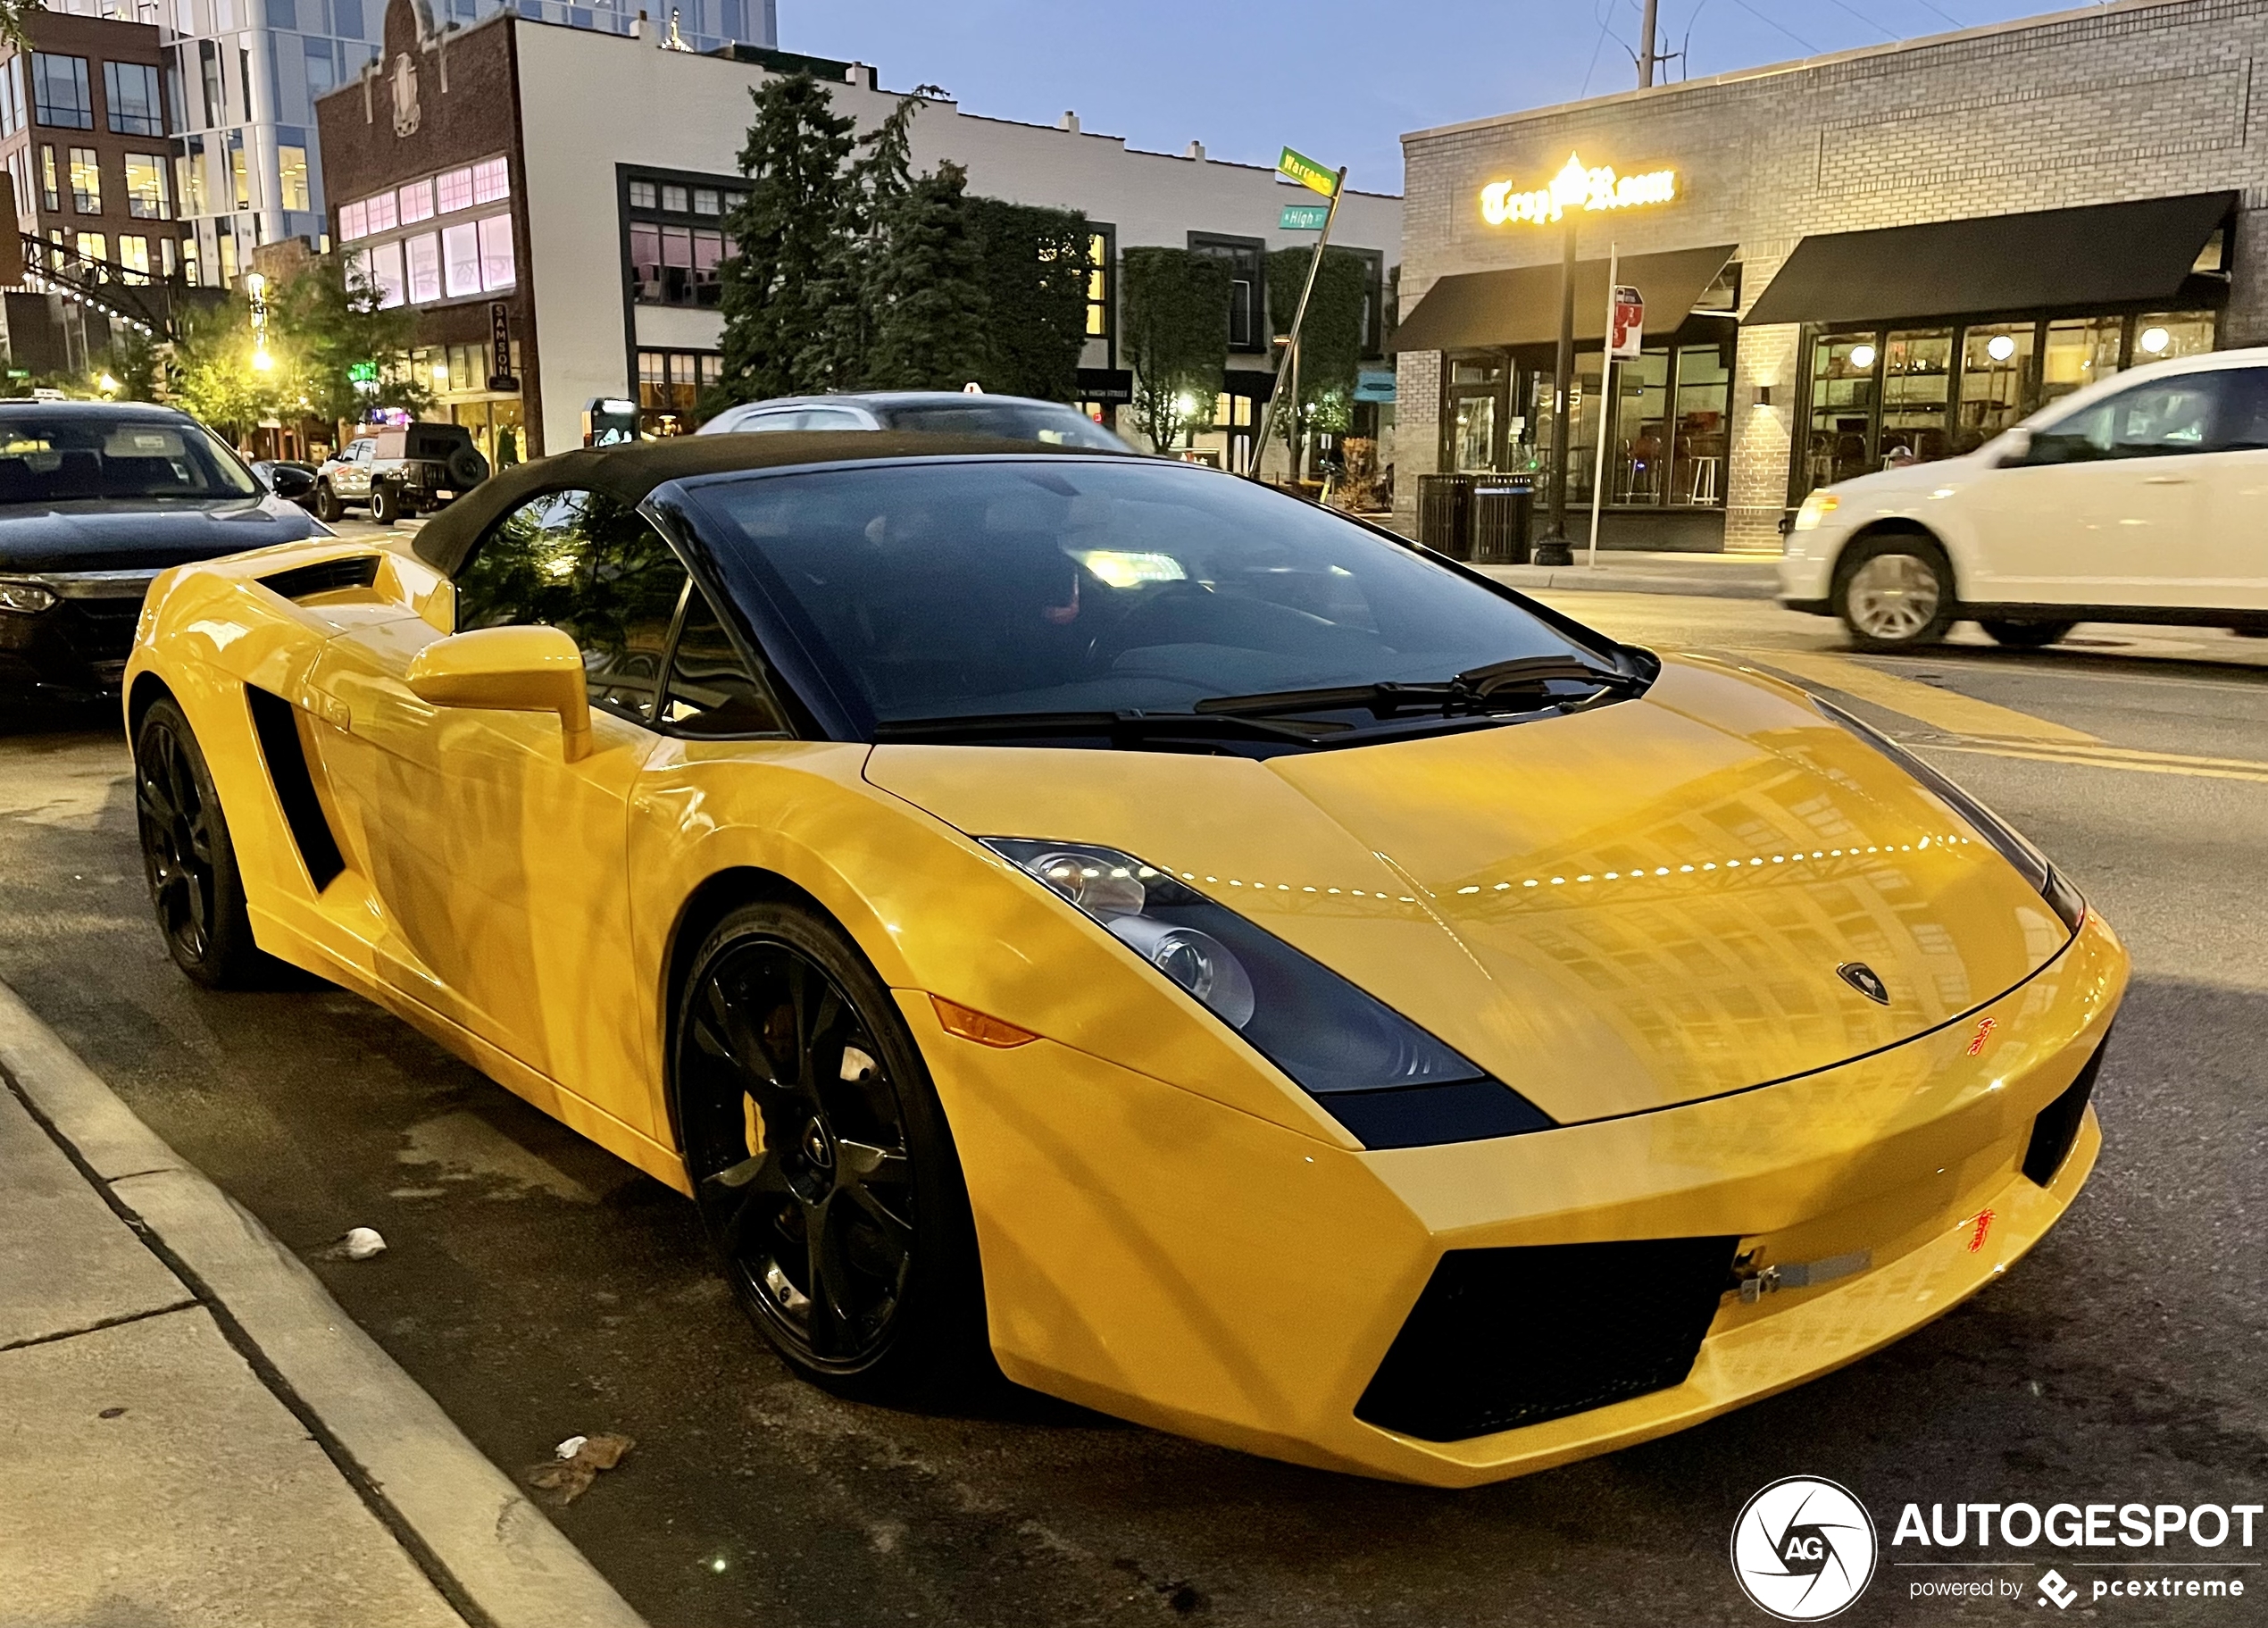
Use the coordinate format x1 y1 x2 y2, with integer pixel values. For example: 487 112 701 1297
1195 655 1644 720
872 709 1347 747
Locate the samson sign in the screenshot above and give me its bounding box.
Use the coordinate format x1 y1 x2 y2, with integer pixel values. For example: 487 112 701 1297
1480 152 1676 227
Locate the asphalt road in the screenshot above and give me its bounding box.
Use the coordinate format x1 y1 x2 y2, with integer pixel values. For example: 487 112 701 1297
2 596 2263 1628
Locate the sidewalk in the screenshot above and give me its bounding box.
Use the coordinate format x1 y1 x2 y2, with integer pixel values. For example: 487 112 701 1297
0 979 646 1628
1474 549 1784 600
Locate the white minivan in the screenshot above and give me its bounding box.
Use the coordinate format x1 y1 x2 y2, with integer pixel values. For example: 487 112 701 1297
1780 347 2268 649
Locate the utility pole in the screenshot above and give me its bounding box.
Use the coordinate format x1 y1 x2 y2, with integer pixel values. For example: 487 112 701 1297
1638 0 1660 86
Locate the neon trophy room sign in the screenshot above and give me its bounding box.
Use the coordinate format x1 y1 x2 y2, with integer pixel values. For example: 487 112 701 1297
1480 154 1677 227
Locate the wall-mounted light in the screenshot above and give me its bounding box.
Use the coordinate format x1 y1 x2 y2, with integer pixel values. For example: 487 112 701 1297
1755 384 1775 407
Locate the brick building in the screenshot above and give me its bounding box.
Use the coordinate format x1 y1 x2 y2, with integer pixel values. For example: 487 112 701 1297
1393 0 2268 551
0 10 188 376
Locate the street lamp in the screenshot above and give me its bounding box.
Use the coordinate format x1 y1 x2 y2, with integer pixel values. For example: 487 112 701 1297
1475 153 1678 566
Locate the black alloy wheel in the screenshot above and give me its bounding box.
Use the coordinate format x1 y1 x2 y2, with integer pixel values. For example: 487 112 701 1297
368 482 401 526
674 902 989 1398
1980 619 2077 649
313 480 344 523
133 697 265 989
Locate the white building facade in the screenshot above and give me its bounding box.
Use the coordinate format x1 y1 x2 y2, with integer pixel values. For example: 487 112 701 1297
316 4 1400 463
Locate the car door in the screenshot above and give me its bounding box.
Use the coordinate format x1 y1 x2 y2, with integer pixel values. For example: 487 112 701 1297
2195 365 2268 613
343 439 374 500
1963 372 2230 610
304 488 691 1137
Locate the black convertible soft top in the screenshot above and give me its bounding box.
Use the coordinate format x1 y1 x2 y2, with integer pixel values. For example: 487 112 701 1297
409 430 1115 577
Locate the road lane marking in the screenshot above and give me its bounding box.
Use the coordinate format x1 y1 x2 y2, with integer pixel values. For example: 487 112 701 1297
1742 649 2099 744
1919 738 2268 785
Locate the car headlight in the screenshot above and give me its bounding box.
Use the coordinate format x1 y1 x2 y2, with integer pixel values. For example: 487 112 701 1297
983 838 1556 1149
1792 491 1839 532
0 579 57 614
1812 697 2084 934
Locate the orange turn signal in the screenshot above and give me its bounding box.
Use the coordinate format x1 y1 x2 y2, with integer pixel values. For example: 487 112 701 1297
930 995 1038 1048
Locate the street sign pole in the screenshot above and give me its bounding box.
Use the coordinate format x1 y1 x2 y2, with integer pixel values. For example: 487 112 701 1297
1249 154 1347 484
1587 241 1617 569
1533 220 1580 564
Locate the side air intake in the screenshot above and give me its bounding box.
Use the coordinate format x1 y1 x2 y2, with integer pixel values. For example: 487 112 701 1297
259 555 380 601
245 687 346 891
2022 1037 2108 1187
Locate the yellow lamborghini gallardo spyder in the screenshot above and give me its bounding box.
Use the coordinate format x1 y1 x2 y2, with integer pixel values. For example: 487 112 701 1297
124 434 2125 1486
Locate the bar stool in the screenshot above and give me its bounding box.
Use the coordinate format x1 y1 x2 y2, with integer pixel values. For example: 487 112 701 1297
1688 456 1720 505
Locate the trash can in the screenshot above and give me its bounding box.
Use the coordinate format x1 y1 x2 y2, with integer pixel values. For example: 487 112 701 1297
1471 479 1534 564
1417 473 1479 560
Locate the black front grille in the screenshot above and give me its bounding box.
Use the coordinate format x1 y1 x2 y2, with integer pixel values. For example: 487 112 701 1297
1355 1237 1739 1442
63 597 143 662
2023 1036 2108 1187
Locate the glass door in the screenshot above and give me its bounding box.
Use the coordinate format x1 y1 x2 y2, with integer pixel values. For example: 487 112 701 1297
1955 323 2034 453
1808 335 1880 491
1445 355 1506 472
1878 329 1952 465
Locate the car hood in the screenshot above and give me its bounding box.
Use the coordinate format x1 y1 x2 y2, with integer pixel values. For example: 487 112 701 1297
864 656 2072 1124
0 498 314 572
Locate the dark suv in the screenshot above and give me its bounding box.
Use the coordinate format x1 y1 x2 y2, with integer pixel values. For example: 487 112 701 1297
0 401 318 699
313 422 490 524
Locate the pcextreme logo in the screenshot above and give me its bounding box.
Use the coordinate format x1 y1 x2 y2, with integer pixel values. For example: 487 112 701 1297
1730 1477 1880 1621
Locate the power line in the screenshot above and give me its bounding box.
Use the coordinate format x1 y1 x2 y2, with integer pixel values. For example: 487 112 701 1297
1722 0 1821 54
1907 0 1968 29
1816 0 1900 41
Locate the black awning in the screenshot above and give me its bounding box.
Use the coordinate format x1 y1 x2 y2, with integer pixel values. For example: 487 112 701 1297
1389 245 1737 354
1742 192 2237 328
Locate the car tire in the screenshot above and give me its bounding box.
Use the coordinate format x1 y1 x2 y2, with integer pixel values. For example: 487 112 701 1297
1834 532 1955 651
1980 619 2077 649
368 483 400 526
313 481 343 523
133 697 269 989
671 900 993 1402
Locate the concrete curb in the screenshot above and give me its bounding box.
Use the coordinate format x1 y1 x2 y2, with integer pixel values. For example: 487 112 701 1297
0 977 648 1628
1475 563 1780 601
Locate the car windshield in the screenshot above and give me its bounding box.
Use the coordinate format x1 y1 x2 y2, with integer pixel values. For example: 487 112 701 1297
0 415 259 505
687 457 1619 730
872 401 1128 451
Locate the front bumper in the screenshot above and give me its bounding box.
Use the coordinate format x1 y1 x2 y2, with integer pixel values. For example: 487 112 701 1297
1777 546 1837 613
0 571 157 697
913 907 2125 1485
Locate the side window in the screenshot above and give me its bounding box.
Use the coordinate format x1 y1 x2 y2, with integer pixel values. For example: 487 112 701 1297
660 588 788 737
2033 371 2260 464
739 410 807 432
798 408 868 430
451 488 690 723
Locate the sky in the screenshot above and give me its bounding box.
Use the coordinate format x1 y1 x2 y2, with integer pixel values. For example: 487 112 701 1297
787 0 2068 197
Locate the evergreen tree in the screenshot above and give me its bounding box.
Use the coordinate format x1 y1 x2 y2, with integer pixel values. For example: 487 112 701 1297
1120 247 1230 452
838 84 940 375
715 71 860 404
1264 246 1370 480
863 161 990 391
965 197 1090 402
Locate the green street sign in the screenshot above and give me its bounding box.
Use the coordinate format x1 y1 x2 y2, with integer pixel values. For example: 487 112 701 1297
1277 146 1338 198
1279 203 1329 231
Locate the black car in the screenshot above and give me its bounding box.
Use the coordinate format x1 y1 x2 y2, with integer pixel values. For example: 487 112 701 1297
0 401 321 700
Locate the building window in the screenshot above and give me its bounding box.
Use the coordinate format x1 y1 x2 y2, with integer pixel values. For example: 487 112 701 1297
38 144 57 210
197 39 224 127
68 146 100 213
75 230 106 263
228 140 250 211
478 213 513 290
1085 225 1113 340
216 229 238 283
437 165 472 213
628 179 656 210
693 187 720 215
124 152 170 219
364 238 403 306
278 144 309 212
175 144 205 216
339 197 367 239
117 233 149 281
30 54 93 129
472 156 508 204
1 56 26 138
442 219 479 296
1189 233 1266 352
5 148 31 220
404 231 440 302
661 183 688 213
103 62 163 136
364 188 396 232
399 175 434 222
637 349 721 424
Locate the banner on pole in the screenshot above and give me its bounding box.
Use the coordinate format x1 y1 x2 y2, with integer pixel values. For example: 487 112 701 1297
1609 285 1645 360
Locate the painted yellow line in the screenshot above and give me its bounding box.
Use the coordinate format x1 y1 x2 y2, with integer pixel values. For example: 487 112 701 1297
1742 649 2099 745
1922 739 2268 785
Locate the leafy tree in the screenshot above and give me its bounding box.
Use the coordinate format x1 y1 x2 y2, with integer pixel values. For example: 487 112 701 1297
0 0 37 52
168 298 290 443
714 71 861 404
965 197 1089 402
274 254 428 432
1119 247 1230 453
1265 246 1370 480
863 161 989 390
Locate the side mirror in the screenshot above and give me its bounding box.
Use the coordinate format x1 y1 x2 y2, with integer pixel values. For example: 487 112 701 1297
269 463 317 500
405 625 592 760
1994 427 2033 468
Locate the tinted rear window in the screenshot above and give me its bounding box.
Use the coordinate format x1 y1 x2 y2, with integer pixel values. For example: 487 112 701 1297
875 401 1126 451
